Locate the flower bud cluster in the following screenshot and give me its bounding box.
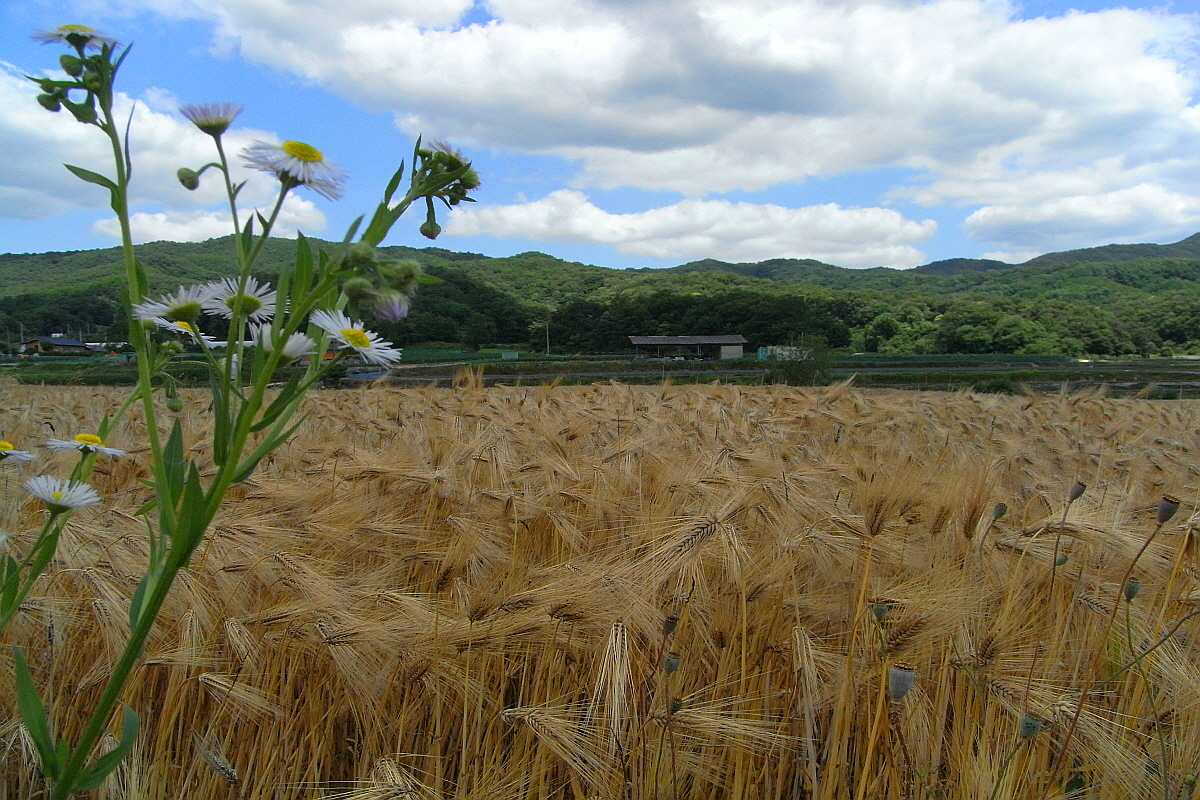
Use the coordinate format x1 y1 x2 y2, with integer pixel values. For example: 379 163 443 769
340 243 423 323
29 26 120 126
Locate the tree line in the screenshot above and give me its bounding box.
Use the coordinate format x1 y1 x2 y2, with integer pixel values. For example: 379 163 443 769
3 237 1200 357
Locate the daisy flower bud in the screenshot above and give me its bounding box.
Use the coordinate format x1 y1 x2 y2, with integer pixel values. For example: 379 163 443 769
45 432 125 457
59 54 83 76
177 168 200 191
373 292 410 323
25 476 101 513
419 219 442 240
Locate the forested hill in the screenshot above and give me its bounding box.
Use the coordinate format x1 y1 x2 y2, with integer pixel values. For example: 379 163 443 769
5 231 1200 358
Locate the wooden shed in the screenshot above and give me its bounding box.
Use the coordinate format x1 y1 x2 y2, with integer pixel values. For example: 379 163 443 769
627 335 747 360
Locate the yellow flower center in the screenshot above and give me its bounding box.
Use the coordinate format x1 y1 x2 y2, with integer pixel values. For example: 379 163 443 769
0 441 13 451
59 24 95 33
341 328 370 348
283 140 323 162
175 321 196 332
75 433 103 446
51 491 64 500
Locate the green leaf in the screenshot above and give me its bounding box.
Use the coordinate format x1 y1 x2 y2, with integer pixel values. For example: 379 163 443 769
132 495 158 517
1 554 20 619
341 215 364 245
234 414 307 485
382 162 405 205
64 163 117 193
12 646 60 781
250 371 303 432
128 573 148 629
162 420 186 493
292 233 313 296
210 374 230 467
74 704 139 791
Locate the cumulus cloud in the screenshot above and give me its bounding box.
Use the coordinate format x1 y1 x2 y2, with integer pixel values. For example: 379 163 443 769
965 183 1200 251
92 195 325 242
446 189 936 267
12 0 1200 259
0 62 328 235
128 0 1199 192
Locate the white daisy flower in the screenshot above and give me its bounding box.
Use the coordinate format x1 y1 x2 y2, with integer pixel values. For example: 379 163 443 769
203 277 277 322
31 24 116 50
251 324 316 364
0 440 35 462
45 433 125 457
309 309 402 367
152 318 220 347
180 102 243 137
25 476 101 513
133 285 218 324
241 140 346 200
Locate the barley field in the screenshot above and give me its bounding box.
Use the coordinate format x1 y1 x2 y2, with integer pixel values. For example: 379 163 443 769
3 379 1200 799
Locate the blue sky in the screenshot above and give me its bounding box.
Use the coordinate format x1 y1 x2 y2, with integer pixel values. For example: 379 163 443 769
1 0 1199 269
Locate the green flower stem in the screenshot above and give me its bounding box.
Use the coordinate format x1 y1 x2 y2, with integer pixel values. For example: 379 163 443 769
0 513 69 628
46 544 190 800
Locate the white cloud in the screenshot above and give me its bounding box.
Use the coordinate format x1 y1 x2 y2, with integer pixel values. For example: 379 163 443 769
0 62 331 240
446 189 935 267
91 194 325 242
965 183 1200 250
13 0 1200 260
981 250 1042 264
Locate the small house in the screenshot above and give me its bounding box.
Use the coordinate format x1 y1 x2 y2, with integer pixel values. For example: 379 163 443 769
20 336 94 355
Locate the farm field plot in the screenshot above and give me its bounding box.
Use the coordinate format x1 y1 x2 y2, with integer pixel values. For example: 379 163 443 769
3 382 1200 799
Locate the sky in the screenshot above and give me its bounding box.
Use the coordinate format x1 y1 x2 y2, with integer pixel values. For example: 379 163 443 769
1 0 1199 271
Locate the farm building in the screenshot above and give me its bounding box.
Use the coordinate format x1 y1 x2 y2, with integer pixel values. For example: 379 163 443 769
628 334 747 360
19 336 94 354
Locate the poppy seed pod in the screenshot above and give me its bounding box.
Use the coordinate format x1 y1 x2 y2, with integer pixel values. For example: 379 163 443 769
1068 481 1087 503
1018 713 1045 739
992 502 1008 520
1123 578 1142 603
663 651 681 675
1157 495 1181 526
887 663 916 700
662 613 679 637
